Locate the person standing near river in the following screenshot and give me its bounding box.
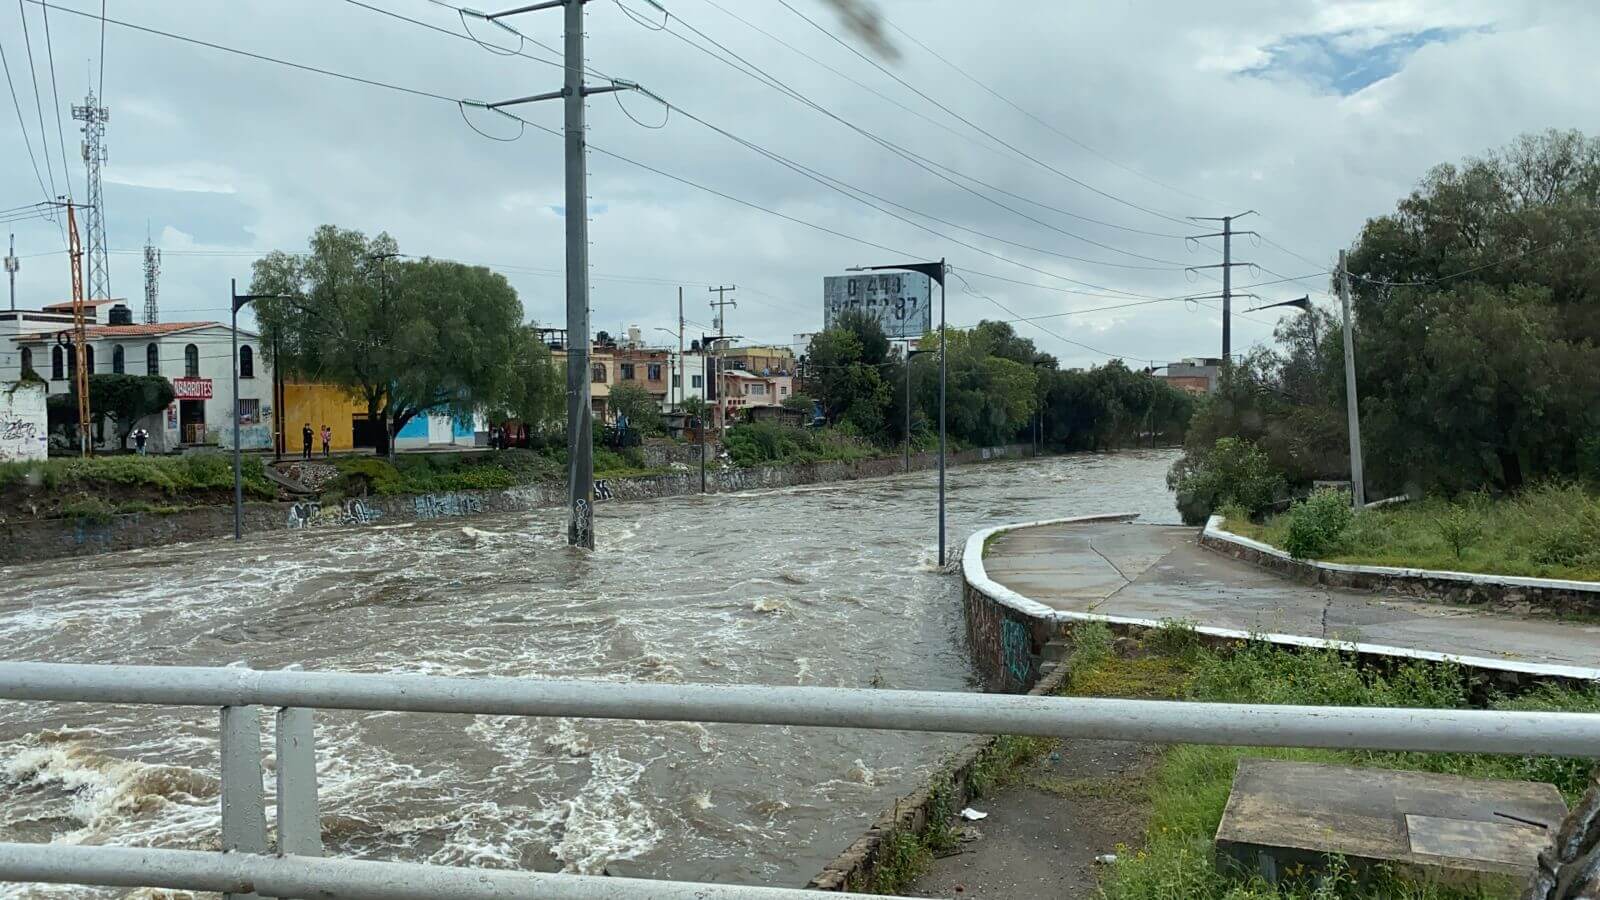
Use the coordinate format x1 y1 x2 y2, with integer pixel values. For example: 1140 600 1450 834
302 423 313 460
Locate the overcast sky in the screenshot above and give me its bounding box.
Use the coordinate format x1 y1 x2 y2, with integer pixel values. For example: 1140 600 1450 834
4 0 1597 367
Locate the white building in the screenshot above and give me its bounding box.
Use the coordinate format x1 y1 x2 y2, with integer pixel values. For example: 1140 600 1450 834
0 300 274 453
666 348 706 410
0 380 47 462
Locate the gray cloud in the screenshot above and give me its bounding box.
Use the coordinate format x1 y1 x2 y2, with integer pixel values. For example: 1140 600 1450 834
3 0 1597 367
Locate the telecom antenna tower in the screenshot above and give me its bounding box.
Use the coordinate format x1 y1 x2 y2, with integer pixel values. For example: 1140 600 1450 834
72 89 111 301
143 230 160 323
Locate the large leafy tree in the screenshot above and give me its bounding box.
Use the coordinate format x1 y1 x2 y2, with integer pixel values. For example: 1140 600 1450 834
917 322 1040 447
489 325 564 435
607 382 663 434
250 226 524 457
1345 129 1600 491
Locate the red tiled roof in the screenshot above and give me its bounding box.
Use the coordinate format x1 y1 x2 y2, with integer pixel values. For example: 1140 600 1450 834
12 321 222 341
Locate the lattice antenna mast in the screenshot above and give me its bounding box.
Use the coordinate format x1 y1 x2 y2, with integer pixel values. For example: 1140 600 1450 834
143 226 160 324
71 89 110 301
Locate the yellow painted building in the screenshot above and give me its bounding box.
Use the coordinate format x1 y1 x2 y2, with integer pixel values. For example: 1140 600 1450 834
282 381 367 452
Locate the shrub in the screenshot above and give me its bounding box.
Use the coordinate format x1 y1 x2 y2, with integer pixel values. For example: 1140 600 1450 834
1167 437 1286 526
1432 503 1484 560
1282 488 1355 559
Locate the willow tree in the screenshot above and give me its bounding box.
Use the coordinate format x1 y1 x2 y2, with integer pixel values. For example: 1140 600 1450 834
250 225 524 457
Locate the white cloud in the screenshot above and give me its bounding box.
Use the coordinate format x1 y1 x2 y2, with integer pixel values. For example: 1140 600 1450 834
104 163 238 195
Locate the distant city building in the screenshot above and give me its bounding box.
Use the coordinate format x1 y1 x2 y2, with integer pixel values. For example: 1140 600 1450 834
1157 357 1224 394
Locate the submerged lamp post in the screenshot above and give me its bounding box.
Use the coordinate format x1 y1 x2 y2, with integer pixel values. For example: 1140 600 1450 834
847 259 947 566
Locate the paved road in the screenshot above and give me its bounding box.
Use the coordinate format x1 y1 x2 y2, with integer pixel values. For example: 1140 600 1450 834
985 522 1600 674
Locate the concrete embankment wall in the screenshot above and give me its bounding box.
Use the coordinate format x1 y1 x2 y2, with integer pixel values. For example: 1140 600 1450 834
1198 515 1600 619
0 444 1034 565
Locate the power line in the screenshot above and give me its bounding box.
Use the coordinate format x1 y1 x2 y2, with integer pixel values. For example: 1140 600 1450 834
337 0 565 72
654 6 1186 266
15 0 58 204
878 15 1223 209
39 0 70 196
692 0 1187 241
0 32 54 208
773 0 1192 229
950 270 1133 360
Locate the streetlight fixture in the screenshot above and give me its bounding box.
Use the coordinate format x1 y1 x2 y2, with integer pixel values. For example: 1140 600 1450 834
847 259 947 566
1245 295 1318 352
231 279 294 541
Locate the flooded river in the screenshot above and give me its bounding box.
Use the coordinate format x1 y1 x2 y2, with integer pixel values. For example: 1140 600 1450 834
0 450 1179 896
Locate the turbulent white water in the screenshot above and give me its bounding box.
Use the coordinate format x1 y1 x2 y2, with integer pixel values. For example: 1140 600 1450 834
0 450 1180 897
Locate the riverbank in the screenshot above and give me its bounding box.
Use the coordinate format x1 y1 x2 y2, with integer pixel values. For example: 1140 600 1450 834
903 623 1600 899
0 443 1037 564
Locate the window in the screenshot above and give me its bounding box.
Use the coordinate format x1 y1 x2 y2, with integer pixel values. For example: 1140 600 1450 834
112 344 125 374
620 363 635 380
672 373 681 389
146 343 159 375
591 363 607 383
238 398 260 424
691 374 703 389
239 345 254 379
51 346 63 380
84 345 95 374
647 363 662 382
780 386 788 396
20 347 32 376
750 383 767 396
184 344 199 378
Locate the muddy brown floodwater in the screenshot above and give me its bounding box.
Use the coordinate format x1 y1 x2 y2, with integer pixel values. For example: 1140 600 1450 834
0 450 1180 898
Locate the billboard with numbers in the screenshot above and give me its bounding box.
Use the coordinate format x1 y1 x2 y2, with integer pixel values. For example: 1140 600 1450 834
823 272 932 340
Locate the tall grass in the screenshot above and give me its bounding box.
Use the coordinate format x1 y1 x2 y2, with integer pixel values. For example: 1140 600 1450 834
0 454 275 501
1225 483 1600 581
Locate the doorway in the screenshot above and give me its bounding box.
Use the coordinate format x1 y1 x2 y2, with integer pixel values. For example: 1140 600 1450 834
179 399 207 445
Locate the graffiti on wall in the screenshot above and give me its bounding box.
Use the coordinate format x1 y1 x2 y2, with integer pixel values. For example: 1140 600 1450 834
413 493 484 519
594 479 613 501
287 498 383 530
1 382 48 463
1000 618 1033 684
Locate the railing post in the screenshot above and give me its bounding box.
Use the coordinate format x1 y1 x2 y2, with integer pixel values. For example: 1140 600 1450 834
275 705 321 858
219 704 266 900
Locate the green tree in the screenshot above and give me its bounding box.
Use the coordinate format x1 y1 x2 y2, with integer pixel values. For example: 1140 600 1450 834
807 310 894 439
490 325 564 436
251 226 524 458
607 382 663 434
917 322 1039 447
50 374 176 450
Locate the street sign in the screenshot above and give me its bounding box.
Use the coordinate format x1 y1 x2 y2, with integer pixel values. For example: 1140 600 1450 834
823 272 932 340
172 378 213 400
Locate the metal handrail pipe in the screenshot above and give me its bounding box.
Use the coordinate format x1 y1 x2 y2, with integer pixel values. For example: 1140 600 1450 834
0 842 906 900
1 662 1598 756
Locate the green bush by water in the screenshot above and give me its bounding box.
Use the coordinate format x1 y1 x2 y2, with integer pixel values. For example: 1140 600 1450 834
1168 437 1288 526
1282 488 1355 559
722 422 875 467
0 453 275 505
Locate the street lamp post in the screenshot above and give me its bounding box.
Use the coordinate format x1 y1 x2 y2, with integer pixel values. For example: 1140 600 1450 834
231 279 292 541
654 326 680 412
848 259 947 566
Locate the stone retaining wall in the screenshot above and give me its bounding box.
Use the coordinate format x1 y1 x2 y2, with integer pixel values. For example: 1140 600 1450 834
0 444 1035 565
807 662 1074 892
1199 515 1600 618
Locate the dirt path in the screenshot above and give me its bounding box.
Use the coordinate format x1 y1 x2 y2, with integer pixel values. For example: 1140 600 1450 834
908 737 1159 899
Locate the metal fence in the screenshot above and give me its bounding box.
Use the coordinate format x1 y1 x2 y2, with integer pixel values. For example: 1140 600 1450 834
1 660 1598 898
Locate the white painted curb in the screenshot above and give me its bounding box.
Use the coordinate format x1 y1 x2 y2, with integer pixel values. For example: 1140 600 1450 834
963 516 1600 682
1202 515 1600 596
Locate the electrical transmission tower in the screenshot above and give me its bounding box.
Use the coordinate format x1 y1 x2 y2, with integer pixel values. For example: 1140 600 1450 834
1187 211 1258 363
143 231 160 324
72 89 111 301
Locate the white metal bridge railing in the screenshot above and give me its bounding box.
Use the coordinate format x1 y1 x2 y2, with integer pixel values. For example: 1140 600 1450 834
0 661 1598 899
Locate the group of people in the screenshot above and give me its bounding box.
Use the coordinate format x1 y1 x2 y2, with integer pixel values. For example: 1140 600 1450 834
301 423 332 459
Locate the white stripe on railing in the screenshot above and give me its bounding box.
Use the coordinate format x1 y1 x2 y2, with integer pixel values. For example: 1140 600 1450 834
0 843 905 900
1 661 1597 756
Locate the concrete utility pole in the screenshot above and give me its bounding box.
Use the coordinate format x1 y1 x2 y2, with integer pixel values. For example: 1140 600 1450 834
677 287 684 411
708 285 736 338
4 234 17 311
1337 250 1366 507
1187 212 1257 364
475 0 658 549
